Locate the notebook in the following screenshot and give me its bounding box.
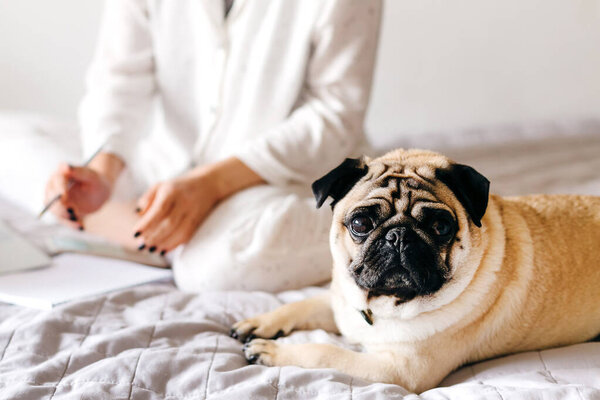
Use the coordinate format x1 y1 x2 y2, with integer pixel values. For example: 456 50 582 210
0 220 51 274
44 235 169 268
0 253 172 310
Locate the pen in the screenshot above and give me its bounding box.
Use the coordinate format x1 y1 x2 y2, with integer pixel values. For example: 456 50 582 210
37 144 105 219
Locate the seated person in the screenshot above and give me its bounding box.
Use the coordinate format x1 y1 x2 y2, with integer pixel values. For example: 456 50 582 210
45 0 382 292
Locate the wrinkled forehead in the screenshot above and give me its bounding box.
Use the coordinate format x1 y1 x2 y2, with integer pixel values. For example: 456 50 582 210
349 159 456 217
366 158 439 184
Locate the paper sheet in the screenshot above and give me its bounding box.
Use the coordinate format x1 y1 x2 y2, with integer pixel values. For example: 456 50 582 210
0 253 172 309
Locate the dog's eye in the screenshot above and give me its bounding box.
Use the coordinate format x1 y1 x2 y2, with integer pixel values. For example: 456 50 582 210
350 216 374 236
431 219 452 236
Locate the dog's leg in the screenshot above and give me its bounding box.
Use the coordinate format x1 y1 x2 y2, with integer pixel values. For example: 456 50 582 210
243 340 455 393
230 293 338 341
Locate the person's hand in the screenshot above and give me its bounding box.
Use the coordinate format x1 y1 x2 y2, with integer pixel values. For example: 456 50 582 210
44 152 125 229
132 157 266 255
132 172 220 255
45 163 112 229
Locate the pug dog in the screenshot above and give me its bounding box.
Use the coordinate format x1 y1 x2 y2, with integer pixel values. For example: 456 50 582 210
230 148 600 393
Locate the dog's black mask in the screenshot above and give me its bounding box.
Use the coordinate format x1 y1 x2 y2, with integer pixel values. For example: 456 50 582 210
351 222 447 301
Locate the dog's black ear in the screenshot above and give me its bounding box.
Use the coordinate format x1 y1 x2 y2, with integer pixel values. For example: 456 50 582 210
436 164 490 227
312 158 368 209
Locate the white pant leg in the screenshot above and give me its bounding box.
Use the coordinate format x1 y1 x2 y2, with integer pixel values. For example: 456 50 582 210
172 184 333 292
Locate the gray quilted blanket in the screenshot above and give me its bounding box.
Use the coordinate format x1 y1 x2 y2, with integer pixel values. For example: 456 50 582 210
0 283 599 399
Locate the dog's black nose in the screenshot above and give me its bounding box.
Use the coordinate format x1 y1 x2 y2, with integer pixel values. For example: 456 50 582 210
385 227 416 249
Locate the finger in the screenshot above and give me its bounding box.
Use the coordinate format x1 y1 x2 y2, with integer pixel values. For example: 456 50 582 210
46 170 69 198
136 185 159 215
46 175 75 219
143 210 186 249
62 164 98 184
134 188 174 238
49 200 72 221
160 217 200 253
158 229 187 253
58 186 82 220
45 168 83 228
49 202 84 230
57 173 78 205
58 204 84 228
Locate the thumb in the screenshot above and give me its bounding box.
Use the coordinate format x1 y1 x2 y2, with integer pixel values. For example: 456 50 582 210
137 184 159 215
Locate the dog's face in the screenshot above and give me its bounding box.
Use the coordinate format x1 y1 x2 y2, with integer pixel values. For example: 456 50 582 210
313 149 490 317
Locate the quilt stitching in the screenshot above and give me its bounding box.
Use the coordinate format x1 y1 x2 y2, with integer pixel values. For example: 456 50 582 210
470 364 505 400
126 349 145 400
1 345 222 362
47 297 107 400
273 366 281 400
537 351 559 384
0 375 595 399
492 386 505 400
127 293 170 400
0 329 16 362
0 377 216 399
203 336 219 399
54 379 209 400
574 385 587 400
262 386 368 397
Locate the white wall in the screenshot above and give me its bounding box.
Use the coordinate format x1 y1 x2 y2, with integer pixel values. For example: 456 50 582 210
1 0 599 149
365 0 600 148
0 0 103 119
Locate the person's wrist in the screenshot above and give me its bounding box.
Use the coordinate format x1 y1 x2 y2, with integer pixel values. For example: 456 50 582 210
185 166 227 202
186 157 265 202
88 152 125 190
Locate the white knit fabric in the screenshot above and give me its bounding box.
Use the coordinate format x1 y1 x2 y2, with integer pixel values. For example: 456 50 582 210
172 184 334 292
79 0 382 188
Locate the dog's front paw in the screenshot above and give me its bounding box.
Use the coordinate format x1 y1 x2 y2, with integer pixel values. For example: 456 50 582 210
230 311 293 343
243 339 280 366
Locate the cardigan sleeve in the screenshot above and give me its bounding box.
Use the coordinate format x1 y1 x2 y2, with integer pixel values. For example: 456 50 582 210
235 0 382 185
78 0 156 165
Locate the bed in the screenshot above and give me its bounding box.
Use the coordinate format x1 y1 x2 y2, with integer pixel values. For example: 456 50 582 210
1 282 600 400
1 114 600 399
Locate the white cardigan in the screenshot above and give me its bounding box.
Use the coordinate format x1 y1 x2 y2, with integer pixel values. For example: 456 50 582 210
80 0 382 187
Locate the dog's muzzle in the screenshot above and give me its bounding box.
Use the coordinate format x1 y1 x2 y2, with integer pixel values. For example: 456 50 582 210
352 225 445 298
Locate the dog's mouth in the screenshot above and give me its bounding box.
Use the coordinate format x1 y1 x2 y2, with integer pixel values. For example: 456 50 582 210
352 264 419 302
350 226 448 302
351 253 447 303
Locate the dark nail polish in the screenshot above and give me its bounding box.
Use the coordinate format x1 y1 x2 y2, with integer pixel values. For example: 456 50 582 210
160 250 166 256
246 355 258 364
67 208 75 214
138 244 146 251
135 207 141 213
134 231 141 238
148 246 156 253
69 215 77 222
272 329 285 339
79 226 84 231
